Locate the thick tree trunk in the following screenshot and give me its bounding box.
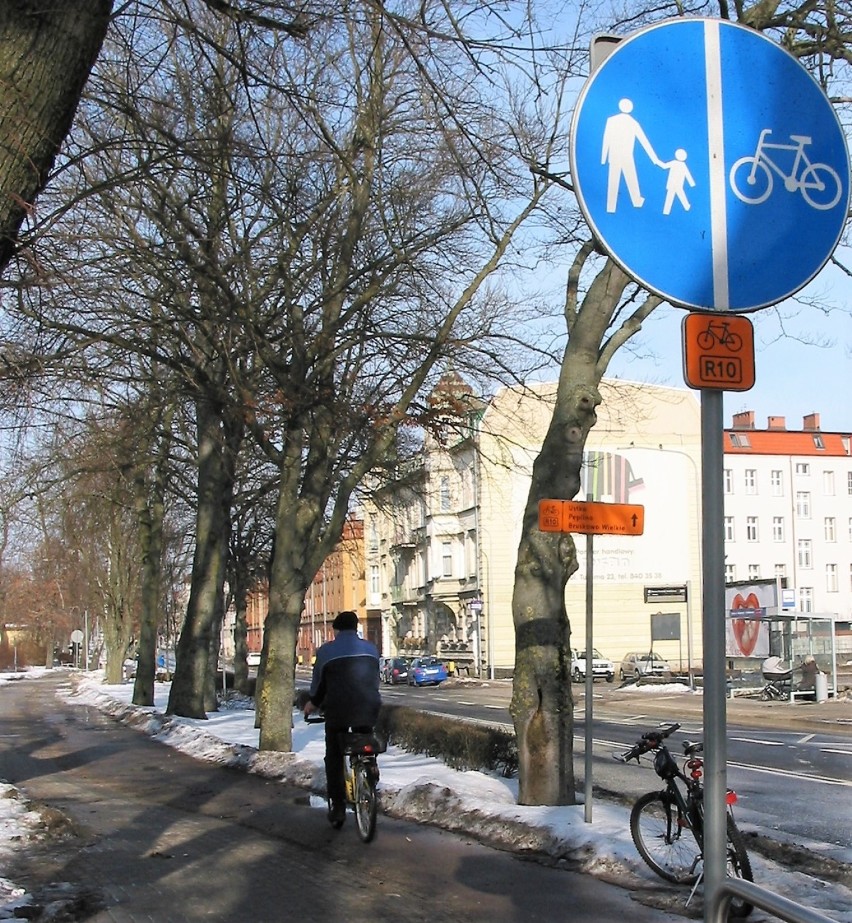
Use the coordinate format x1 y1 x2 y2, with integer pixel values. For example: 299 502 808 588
167 397 234 719
256 515 315 752
510 255 638 804
132 449 168 708
0 1 112 271
510 381 600 804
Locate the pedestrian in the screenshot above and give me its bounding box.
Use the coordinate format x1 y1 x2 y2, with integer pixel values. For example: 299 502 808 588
303 610 381 828
798 654 820 692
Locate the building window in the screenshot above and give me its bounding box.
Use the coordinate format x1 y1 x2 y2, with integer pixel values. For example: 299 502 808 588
441 541 453 577
795 491 811 518
744 469 757 494
770 470 783 496
826 564 838 593
822 470 835 495
724 517 734 541
746 516 758 541
825 517 836 542
772 517 784 542
748 564 761 580
724 469 733 494
440 476 451 512
797 539 812 569
370 564 380 595
368 516 379 552
466 531 477 577
730 433 750 448
796 462 810 475
813 434 825 449
798 587 813 612
849 517 852 542
848 471 852 495
725 564 736 582
775 563 786 581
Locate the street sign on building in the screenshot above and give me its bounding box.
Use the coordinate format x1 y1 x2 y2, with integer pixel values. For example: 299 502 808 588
570 18 850 312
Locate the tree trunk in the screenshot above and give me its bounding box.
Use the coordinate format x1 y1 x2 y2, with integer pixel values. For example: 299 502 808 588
256 487 323 752
510 382 600 804
511 257 634 805
167 396 234 719
132 449 168 707
0 1 112 271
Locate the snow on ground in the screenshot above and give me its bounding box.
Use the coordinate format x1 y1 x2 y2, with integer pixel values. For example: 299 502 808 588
1 667 850 922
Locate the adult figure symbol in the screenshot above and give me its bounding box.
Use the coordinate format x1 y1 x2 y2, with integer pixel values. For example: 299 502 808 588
601 98 661 213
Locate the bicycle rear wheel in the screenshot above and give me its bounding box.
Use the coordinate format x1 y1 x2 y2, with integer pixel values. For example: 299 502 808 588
725 815 754 918
353 761 377 843
630 791 701 884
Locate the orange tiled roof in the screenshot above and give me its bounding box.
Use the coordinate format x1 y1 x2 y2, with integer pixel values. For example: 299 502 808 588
725 430 851 456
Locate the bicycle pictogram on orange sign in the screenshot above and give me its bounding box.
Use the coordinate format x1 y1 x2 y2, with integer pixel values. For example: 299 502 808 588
682 311 755 391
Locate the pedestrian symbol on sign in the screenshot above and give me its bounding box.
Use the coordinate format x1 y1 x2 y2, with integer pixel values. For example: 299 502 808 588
601 98 695 215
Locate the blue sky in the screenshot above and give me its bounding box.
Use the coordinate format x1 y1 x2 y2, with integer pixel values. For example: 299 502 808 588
605 284 852 434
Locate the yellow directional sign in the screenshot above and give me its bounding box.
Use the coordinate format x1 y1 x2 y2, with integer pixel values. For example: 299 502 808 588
538 499 645 536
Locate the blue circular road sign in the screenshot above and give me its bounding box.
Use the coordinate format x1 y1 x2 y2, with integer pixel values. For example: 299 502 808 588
570 18 851 312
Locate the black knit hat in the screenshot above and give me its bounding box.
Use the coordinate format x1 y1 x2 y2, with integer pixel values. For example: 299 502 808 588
332 610 358 631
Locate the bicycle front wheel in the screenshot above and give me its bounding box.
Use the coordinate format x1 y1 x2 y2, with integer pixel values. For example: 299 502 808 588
730 157 772 204
630 791 701 884
353 762 377 843
726 815 754 918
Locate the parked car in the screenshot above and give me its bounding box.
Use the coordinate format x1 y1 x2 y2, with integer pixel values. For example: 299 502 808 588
619 651 672 681
407 657 448 686
385 657 411 685
570 648 614 683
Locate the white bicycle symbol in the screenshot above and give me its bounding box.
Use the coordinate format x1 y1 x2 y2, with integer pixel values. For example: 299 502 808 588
729 129 842 210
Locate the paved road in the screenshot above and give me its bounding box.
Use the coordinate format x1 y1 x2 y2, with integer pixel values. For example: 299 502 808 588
377 675 852 858
0 674 686 923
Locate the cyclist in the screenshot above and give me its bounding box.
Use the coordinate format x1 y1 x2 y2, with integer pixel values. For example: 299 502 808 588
303 610 381 828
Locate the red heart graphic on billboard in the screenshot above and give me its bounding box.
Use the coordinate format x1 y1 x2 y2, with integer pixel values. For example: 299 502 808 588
731 592 761 656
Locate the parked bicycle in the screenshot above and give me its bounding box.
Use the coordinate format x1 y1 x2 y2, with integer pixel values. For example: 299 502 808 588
305 714 384 843
614 722 754 918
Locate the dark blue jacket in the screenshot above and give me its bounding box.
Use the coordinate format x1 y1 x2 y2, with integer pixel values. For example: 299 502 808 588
309 630 381 728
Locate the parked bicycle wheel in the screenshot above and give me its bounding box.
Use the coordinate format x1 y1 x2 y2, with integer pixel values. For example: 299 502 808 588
353 762 377 843
725 816 754 918
630 791 701 884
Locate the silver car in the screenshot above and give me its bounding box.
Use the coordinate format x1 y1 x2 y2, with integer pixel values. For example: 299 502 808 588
619 651 672 681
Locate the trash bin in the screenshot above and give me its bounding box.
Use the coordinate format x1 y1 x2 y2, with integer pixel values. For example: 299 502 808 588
815 672 829 703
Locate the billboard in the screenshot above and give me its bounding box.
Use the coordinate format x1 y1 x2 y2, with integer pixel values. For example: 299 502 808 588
725 579 776 658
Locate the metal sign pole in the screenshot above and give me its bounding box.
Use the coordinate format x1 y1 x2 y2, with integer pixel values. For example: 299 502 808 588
701 389 728 920
584 527 594 823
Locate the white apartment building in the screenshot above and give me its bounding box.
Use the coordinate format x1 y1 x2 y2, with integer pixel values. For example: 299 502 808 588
364 378 851 676
722 410 852 625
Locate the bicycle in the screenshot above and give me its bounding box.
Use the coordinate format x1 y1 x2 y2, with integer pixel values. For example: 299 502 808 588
305 714 384 843
614 722 754 918
729 129 842 210
696 320 743 352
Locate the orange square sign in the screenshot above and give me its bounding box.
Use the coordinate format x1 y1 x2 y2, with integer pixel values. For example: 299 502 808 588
682 311 755 391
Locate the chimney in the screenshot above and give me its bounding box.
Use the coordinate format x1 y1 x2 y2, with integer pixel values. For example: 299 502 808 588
803 413 820 431
732 411 755 429
767 416 786 430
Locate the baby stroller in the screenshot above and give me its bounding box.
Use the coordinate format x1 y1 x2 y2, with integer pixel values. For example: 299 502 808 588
760 656 792 700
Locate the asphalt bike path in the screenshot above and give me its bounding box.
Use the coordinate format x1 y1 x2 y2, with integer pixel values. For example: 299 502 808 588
0 674 685 923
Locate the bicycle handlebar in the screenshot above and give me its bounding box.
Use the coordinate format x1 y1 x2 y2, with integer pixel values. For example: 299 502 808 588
612 722 681 763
